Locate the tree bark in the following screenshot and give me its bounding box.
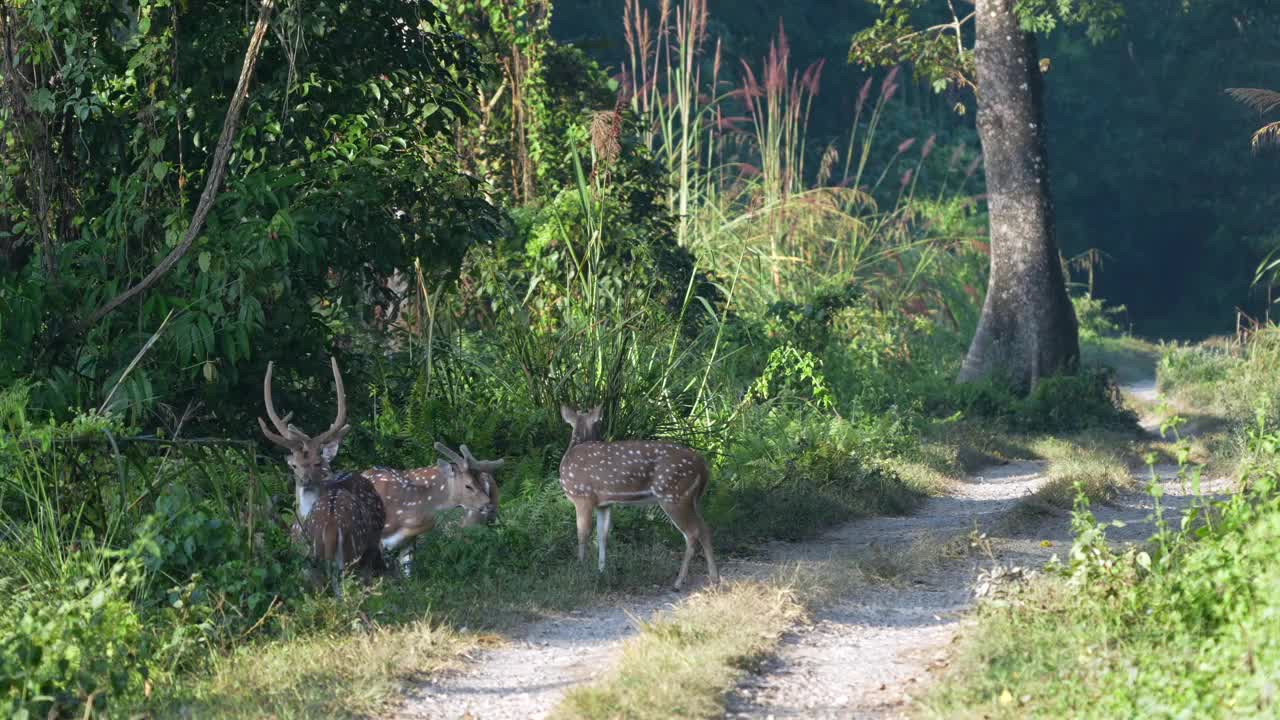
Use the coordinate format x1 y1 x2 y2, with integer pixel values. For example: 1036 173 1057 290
959 0 1078 391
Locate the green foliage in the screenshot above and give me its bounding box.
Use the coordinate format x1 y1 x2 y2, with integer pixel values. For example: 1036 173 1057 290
926 422 1280 718
1159 328 1280 429
437 0 555 201
849 0 975 92
1042 1 1280 338
746 345 835 410
1072 295 1126 339
0 384 307 715
0 549 147 719
708 405 924 550
0 0 496 428
1014 0 1124 43
850 0 1123 94
934 369 1137 433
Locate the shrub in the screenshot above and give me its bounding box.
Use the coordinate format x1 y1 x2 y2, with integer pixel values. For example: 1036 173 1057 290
0 547 147 718
931 369 1137 434
1072 295 1127 339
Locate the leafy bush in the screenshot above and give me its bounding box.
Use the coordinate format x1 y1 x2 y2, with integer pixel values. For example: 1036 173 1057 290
932 369 1137 434
1072 295 1127 339
0 546 147 719
708 405 925 551
0 386 308 715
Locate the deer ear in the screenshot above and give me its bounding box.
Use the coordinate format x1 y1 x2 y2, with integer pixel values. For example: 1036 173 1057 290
320 426 349 463
588 406 603 424
560 404 576 425
436 459 454 482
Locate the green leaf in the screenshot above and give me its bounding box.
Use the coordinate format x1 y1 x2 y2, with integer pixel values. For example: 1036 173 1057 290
197 251 211 274
197 315 215 352
152 161 169 181
30 88 55 114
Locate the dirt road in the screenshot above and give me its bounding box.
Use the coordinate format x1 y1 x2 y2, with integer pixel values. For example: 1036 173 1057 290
393 378 1225 719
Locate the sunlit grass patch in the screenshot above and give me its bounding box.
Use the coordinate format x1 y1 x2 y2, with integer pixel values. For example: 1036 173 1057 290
153 616 479 719
552 578 807 720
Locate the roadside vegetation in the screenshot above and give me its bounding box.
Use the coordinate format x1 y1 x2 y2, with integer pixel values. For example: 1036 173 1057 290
923 331 1280 718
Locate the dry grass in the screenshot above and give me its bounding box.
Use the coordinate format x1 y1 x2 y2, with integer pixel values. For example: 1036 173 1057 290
551 575 813 720
1022 438 1134 512
151 616 481 719
890 422 1035 496
857 529 978 583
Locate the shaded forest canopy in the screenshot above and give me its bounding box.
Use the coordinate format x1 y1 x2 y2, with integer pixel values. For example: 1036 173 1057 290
554 0 1280 339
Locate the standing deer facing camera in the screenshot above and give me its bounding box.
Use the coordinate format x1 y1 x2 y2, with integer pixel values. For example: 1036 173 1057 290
363 443 504 576
559 405 718 590
258 358 386 596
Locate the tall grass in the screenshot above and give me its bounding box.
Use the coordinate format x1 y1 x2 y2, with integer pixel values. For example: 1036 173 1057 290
621 0 986 320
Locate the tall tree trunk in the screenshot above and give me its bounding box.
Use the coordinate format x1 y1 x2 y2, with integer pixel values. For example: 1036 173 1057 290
959 0 1078 391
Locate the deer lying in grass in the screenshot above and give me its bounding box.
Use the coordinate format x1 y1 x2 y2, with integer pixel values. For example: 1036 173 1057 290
559 405 718 590
363 443 504 576
259 358 386 597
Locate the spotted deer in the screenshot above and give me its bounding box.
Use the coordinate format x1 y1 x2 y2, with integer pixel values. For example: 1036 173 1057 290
258 358 386 596
559 405 718 590
363 443 504 576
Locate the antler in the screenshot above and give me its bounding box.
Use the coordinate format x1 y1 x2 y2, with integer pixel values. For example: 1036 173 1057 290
313 357 348 445
460 444 505 473
434 441 468 470
259 361 302 448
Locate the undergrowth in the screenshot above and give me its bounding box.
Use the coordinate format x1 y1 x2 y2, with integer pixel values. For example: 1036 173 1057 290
926 408 1280 718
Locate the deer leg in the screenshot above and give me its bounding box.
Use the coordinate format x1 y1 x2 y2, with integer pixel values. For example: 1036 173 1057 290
663 501 710 590
696 513 718 584
675 530 697 590
572 497 594 563
381 528 416 578
397 543 414 578
595 506 613 573
662 503 696 590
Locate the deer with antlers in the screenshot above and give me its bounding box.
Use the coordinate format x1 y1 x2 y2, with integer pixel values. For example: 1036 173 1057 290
362 443 504 576
258 358 386 596
559 405 718 590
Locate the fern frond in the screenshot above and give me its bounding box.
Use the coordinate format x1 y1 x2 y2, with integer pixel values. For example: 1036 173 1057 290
1226 87 1280 116
1252 121 1280 152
